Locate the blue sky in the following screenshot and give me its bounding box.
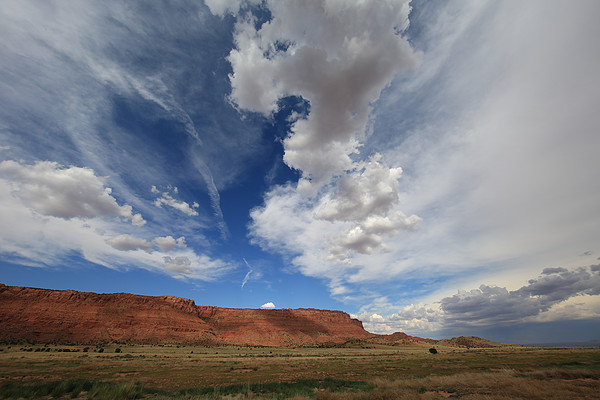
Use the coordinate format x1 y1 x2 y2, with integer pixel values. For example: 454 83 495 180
1 0 600 344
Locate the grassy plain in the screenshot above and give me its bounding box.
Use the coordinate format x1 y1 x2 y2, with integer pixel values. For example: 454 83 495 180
0 343 598 399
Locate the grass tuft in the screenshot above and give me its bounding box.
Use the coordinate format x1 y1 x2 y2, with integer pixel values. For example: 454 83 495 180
0 379 145 399
177 378 374 399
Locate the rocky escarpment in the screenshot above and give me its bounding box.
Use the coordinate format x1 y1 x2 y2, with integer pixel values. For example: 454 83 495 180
0 284 372 346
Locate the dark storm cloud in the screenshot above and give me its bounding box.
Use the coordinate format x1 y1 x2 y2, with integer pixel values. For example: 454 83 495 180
541 267 567 275
440 266 600 326
517 267 600 302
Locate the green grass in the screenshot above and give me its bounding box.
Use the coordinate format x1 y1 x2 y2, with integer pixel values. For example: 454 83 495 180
177 378 375 399
0 378 373 399
0 379 145 399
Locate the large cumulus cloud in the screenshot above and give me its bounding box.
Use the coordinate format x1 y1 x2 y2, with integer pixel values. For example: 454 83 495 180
0 160 145 225
213 0 422 291
218 0 420 185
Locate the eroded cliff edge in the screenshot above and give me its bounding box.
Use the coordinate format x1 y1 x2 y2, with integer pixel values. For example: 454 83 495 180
0 284 372 346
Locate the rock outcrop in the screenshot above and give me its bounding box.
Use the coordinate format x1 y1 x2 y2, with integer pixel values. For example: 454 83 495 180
375 331 437 345
436 336 517 348
0 284 372 346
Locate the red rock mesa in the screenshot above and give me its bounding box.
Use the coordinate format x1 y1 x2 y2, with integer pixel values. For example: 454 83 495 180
0 284 372 346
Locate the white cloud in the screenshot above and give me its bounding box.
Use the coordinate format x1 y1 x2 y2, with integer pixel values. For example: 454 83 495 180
119 75 231 238
224 0 420 185
356 307 443 336
260 302 276 309
315 154 421 261
205 0 262 17
163 256 192 274
249 184 342 280
315 155 405 222
131 213 146 227
221 0 421 201
247 0 600 304
531 295 600 323
106 234 153 253
221 1 424 293
357 0 600 291
241 270 252 288
0 160 145 225
160 253 231 279
189 156 230 239
0 1 250 245
152 186 199 216
0 160 230 281
153 235 186 252
241 258 253 288
249 170 421 292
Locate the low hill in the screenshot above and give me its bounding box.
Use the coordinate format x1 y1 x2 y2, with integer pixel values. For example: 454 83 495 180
437 336 518 348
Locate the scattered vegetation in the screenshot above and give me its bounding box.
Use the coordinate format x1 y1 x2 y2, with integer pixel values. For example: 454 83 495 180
174 378 374 399
0 379 144 399
0 345 598 399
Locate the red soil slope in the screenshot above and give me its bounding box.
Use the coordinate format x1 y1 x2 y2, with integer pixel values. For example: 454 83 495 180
374 331 437 345
0 284 372 346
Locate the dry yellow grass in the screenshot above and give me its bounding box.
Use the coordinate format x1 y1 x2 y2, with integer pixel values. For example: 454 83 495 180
318 369 600 400
1 345 599 399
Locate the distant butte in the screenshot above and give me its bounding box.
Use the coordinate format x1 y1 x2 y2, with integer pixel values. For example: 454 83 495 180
0 284 507 347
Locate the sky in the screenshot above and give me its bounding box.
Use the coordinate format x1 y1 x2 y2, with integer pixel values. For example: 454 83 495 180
1 0 599 345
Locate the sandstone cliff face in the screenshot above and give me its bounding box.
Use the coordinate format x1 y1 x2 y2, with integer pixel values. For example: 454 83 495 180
0 284 372 346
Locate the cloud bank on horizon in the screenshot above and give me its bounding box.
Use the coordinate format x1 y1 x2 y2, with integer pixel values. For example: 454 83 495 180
1 0 599 342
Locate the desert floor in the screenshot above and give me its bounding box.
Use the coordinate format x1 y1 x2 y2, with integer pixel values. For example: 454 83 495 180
0 344 598 399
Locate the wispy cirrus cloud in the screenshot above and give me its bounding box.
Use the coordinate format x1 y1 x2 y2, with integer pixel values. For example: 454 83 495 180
0 0 262 245
241 258 253 288
343 0 600 337
359 0 600 288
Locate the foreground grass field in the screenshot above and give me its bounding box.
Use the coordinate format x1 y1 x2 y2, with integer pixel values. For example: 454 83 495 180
0 344 598 399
